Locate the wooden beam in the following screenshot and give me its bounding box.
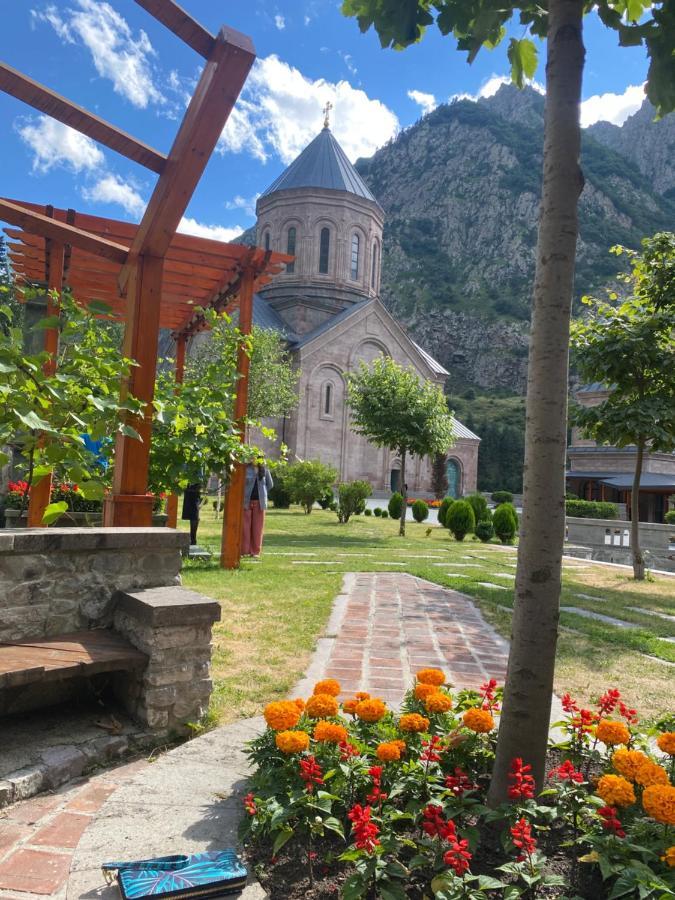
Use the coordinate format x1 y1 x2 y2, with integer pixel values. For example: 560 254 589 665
0 200 129 264
166 333 187 529
118 27 255 291
134 0 215 58
0 63 166 174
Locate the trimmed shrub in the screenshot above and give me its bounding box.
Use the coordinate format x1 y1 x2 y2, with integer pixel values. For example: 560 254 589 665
388 492 404 520
285 460 338 514
438 497 454 527
268 467 292 509
565 500 619 520
491 490 513 504
446 500 475 542
475 517 495 543
381 510 389 518
493 503 517 544
318 491 334 510
337 481 372 524
364 508 372 516
664 510 675 524
412 499 429 523
466 492 489 524
373 507 382 517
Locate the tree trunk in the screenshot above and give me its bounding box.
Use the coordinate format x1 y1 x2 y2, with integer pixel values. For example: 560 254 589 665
631 438 645 580
487 0 585 805
399 448 407 536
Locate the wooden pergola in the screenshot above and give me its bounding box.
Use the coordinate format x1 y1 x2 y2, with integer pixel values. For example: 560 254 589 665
0 1 289 568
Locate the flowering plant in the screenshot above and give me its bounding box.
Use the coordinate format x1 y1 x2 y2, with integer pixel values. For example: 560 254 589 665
241 677 675 898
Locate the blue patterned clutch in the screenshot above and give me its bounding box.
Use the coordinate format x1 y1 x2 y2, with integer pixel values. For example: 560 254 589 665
101 850 248 899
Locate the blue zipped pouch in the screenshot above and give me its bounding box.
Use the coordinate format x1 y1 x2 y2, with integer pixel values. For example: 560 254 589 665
101 850 248 899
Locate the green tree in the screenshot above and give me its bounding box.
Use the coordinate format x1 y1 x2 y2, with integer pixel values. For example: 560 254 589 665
493 502 518 544
285 460 338 514
431 452 448 499
341 0 675 801
570 234 675 580
347 357 454 536
446 499 475 541
337 480 372 523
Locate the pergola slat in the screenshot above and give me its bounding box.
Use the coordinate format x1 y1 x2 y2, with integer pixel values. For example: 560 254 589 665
134 0 215 58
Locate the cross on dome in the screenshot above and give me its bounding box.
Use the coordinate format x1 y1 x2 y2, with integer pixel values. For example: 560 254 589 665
323 100 333 129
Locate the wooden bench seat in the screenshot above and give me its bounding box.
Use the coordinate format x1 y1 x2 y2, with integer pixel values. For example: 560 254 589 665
0 630 148 690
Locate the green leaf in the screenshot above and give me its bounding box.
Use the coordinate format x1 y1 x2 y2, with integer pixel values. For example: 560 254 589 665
507 37 538 88
41 501 68 525
341 873 366 900
322 816 345 838
478 875 508 890
0 361 17 373
120 424 142 441
78 481 105 501
16 410 51 431
271 826 293 855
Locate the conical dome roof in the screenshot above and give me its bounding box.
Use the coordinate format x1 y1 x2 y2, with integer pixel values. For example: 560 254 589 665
259 127 380 207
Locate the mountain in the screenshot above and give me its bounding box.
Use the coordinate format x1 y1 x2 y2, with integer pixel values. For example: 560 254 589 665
354 86 675 393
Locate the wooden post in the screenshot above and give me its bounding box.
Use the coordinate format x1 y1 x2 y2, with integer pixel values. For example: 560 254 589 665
103 254 164 526
27 239 64 527
221 267 254 569
166 333 186 528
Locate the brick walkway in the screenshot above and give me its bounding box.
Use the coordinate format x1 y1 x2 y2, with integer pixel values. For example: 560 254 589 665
0 759 148 899
318 573 509 702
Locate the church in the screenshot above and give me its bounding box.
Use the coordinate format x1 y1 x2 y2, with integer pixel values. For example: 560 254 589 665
249 116 479 497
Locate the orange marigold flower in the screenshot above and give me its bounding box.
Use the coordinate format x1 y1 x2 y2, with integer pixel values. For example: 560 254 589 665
643 785 675 825
355 698 387 723
416 668 446 686
462 708 495 734
399 713 430 733
314 678 341 697
275 730 310 754
635 761 669 788
596 719 631 746
376 741 402 762
264 700 302 731
293 698 306 712
305 693 339 718
661 846 675 868
414 683 438 701
596 774 636 808
425 692 453 714
343 699 358 715
392 739 406 753
313 721 348 744
612 748 650 781
355 692 371 701
657 732 675 756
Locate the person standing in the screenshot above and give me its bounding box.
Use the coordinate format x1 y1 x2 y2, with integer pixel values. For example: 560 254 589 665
242 462 273 558
181 483 202 545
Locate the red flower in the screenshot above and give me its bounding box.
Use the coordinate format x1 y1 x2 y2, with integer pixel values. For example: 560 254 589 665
299 755 324 793
347 804 380 853
510 817 537 861
561 693 579 714
445 767 477 797
548 760 584 784
479 678 500 711
420 735 444 763
598 689 621 717
442 821 472 876
571 709 597 734
366 765 387 806
422 803 448 838
598 806 626 838
338 741 359 761
618 701 638 725
508 757 536 800
243 792 257 815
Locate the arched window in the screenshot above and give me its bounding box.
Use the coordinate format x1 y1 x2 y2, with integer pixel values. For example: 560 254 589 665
371 241 379 288
319 227 330 274
350 233 360 280
286 227 296 273
263 230 270 251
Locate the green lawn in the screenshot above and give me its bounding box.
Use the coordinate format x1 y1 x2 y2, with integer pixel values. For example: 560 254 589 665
180 507 675 725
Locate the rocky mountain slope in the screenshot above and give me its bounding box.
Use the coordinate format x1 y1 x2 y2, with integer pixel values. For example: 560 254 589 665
354 86 675 393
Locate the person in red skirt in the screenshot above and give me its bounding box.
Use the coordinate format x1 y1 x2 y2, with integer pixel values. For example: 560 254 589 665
242 461 273 558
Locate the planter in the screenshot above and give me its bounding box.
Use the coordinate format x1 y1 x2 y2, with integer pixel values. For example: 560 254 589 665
152 513 169 527
3 509 103 528
3 509 27 528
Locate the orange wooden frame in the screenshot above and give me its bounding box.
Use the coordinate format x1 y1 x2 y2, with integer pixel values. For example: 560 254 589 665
0 0 290 568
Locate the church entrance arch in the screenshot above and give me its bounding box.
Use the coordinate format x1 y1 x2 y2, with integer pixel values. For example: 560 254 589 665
390 468 401 493
446 458 461 498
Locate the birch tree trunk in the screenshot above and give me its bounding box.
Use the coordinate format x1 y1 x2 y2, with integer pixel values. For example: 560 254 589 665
399 447 407 536
488 0 586 803
631 438 645 580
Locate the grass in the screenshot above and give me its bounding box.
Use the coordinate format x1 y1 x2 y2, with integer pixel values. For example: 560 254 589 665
180 507 675 725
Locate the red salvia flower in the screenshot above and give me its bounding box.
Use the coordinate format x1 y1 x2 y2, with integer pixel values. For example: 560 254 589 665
366 765 387 805
422 803 448 838
598 688 621 717
571 709 597 734
299 755 324 793
479 678 499 711
618 701 638 725
442 820 472 876
598 806 626 838
338 741 359 761
561 692 579 714
508 757 536 800
420 735 444 763
445 767 477 797
243 792 257 815
510 817 537 861
347 804 380 853
548 760 584 784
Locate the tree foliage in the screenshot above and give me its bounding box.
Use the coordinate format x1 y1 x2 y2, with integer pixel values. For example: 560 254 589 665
285 460 338 514
337 480 372 523
431 452 448 499
446 498 475 541
347 357 454 535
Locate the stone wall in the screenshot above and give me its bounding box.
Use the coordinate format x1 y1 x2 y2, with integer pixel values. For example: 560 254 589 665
566 517 675 571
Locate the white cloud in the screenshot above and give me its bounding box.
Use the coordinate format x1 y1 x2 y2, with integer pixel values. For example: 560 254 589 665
274 14 286 30
408 89 437 116
218 54 399 164
304 15 311 25
178 217 245 243
451 73 545 103
82 174 145 216
225 194 260 218
339 51 358 77
580 83 645 128
17 115 104 173
33 0 162 108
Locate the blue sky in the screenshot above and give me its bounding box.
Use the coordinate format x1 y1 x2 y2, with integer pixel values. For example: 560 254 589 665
1 0 653 241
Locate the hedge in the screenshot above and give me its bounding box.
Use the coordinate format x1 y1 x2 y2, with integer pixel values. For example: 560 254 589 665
565 500 619 520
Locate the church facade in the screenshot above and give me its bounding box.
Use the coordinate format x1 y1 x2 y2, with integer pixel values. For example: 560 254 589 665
250 122 479 497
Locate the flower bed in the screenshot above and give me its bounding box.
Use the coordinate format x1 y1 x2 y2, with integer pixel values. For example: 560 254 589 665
406 498 442 508
241 673 675 899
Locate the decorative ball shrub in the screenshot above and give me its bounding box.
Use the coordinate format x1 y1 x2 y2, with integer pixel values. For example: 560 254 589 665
446 500 475 542
438 497 454 527
493 503 518 544
475 518 495 543
465 492 490 524
411 499 429 523
373 507 382 517
364 508 372 517
665 510 675 524
491 490 514 504
388 492 404 520
381 510 389 518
